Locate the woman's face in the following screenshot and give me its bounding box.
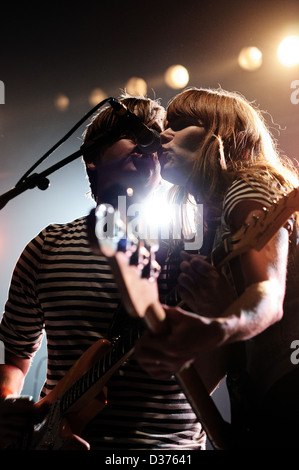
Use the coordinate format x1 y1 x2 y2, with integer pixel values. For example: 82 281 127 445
158 116 206 186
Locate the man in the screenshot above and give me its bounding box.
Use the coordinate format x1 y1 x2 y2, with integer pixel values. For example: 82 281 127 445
0 94 205 450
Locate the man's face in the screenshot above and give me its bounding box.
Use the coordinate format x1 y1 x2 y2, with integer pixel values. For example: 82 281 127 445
95 138 161 204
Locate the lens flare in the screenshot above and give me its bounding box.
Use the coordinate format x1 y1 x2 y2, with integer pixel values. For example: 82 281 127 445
277 36 299 67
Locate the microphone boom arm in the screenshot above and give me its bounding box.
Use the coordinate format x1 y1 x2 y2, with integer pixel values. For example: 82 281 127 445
0 96 160 211
0 148 83 210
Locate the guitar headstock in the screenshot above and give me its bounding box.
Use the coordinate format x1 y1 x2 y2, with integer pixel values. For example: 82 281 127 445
213 187 299 267
88 203 166 331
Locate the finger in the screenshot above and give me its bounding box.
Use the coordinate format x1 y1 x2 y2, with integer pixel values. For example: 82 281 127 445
136 347 184 379
178 272 196 290
179 260 194 275
138 345 193 378
180 251 193 261
1 398 34 414
190 256 215 275
135 330 180 363
1 398 48 425
177 285 197 311
162 304 188 315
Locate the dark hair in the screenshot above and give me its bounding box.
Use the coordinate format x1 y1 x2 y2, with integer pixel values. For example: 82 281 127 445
82 93 165 200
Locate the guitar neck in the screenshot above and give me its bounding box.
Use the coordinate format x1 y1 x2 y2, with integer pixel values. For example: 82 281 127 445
142 300 232 450
59 326 141 415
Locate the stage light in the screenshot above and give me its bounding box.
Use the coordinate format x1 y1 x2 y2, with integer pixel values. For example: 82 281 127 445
238 47 263 71
142 194 172 239
89 88 108 106
277 36 299 67
125 77 147 95
164 65 189 89
54 93 70 111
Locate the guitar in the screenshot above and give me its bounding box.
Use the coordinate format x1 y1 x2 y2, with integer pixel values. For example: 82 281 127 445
93 187 299 450
7 188 299 450
7 304 141 449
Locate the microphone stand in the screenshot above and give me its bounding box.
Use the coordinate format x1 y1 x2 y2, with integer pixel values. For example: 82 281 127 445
0 101 122 211
0 97 122 211
0 94 152 211
0 148 83 210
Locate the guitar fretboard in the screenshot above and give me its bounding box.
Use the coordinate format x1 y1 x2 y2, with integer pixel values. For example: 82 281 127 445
59 326 141 414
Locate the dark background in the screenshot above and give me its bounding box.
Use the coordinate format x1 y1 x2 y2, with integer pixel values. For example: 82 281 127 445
0 0 298 449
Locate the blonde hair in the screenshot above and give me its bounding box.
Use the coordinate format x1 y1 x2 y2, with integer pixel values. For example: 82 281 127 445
166 87 299 206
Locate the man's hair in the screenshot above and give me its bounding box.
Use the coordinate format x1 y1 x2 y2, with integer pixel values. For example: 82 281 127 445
82 93 165 200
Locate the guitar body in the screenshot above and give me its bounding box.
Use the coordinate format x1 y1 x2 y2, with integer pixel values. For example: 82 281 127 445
14 338 128 450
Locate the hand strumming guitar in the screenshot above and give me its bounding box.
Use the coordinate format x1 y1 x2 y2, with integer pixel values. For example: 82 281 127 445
135 304 229 379
178 251 236 317
0 359 48 449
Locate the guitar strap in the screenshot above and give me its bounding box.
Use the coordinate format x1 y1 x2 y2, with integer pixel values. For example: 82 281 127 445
200 215 221 257
201 214 253 441
106 301 143 342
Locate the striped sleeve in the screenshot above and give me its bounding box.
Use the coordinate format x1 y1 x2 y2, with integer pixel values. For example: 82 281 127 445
0 230 46 358
223 177 280 225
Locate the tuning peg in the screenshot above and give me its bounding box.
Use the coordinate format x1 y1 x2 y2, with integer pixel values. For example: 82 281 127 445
129 245 139 266
272 199 279 211
262 206 269 218
242 221 250 233
252 214 260 225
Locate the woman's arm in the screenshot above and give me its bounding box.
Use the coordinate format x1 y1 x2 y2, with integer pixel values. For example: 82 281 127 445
135 203 289 377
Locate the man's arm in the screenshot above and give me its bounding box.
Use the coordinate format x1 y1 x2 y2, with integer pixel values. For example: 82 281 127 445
0 352 31 398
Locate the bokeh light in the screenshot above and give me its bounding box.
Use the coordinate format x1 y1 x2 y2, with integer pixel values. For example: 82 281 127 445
277 36 299 67
88 88 108 106
54 93 70 111
164 65 189 89
125 77 148 96
238 47 263 71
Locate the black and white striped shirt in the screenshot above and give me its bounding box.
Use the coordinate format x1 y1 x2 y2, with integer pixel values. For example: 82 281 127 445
0 216 205 450
223 177 280 225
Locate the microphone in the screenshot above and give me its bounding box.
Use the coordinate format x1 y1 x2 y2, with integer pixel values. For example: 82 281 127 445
109 98 161 153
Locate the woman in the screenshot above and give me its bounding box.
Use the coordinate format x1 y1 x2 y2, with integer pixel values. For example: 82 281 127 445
136 87 299 449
